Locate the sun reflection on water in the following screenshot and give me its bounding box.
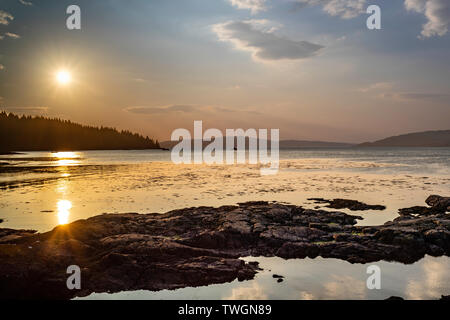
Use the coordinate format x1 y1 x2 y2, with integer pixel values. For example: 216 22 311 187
52 152 80 158
51 152 81 166
57 200 72 225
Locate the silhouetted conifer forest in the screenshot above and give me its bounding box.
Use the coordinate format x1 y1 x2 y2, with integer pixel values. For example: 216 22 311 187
0 111 160 152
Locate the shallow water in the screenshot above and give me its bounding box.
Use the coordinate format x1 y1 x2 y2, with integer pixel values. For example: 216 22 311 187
78 255 450 300
0 148 449 232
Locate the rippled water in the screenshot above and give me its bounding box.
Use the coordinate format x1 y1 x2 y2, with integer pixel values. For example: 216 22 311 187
1 148 449 231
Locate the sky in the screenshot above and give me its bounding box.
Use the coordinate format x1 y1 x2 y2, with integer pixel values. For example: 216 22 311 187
0 0 449 143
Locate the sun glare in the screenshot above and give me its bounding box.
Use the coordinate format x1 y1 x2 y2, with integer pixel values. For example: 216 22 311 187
57 200 72 225
51 152 81 166
52 151 79 159
56 70 71 85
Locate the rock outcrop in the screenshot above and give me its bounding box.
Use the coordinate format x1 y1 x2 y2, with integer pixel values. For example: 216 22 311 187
308 198 386 211
399 195 450 216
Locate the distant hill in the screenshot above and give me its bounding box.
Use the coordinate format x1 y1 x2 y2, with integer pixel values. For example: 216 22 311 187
359 130 450 147
0 111 160 152
160 139 354 150
279 140 354 149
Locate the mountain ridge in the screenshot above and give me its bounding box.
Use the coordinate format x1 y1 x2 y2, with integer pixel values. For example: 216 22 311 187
359 130 450 147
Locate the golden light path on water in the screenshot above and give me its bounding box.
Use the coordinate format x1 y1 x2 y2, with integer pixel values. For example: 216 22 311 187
51 152 79 225
57 200 72 225
51 151 81 166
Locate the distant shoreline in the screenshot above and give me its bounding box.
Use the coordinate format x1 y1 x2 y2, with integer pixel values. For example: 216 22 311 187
0 151 23 155
1 146 450 155
0 148 169 154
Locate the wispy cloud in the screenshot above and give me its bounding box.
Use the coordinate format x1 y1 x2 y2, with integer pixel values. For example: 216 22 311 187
228 0 268 14
124 105 253 115
5 32 20 39
295 0 367 19
19 0 33 6
125 105 199 115
1 32 21 40
405 0 450 37
3 106 49 114
360 82 450 103
358 82 394 93
213 19 323 62
397 92 450 100
381 92 450 102
0 10 14 25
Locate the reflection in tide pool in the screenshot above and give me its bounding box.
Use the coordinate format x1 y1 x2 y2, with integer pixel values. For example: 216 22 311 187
57 200 72 225
78 256 450 300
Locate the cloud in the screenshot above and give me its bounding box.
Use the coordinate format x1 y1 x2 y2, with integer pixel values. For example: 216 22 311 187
406 259 448 299
1 32 21 40
295 0 367 19
3 106 49 114
358 82 394 92
381 91 450 102
5 32 20 39
0 10 14 25
224 283 268 300
324 275 367 299
228 0 267 14
397 92 450 100
405 0 450 37
125 105 198 114
19 0 33 5
124 105 254 116
132 78 149 83
213 20 323 62
289 0 449 36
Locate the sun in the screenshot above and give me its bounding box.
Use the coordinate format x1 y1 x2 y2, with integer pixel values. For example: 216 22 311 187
56 70 72 85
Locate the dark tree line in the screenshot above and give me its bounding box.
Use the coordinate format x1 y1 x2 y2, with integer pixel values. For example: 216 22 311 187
0 111 160 152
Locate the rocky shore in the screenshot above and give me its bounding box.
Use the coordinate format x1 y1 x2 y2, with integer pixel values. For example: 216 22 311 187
0 195 448 299
308 198 386 211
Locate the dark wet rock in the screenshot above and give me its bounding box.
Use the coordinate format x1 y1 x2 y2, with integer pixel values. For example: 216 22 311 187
426 195 450 212
307 198 329 204
0 219 3 224
385 296 404 300
399 194 450 216
277 278 283 283
272 274 284 279
0 228 37 243
440 295 450 301
398 206 438 216
0 197 449 299
308 198 386 211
